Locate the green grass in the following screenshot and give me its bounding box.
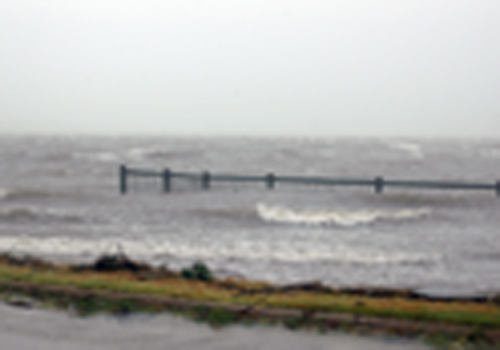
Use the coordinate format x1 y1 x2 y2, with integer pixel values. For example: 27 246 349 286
0 258 499 333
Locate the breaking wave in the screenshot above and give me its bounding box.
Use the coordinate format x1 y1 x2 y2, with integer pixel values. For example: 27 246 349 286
74 151 120 163
256 204 430 227
0 236 439 265
384 140 424 159
0 207 83 223
127 147 202 161
128 147 171 159
0 188 10 199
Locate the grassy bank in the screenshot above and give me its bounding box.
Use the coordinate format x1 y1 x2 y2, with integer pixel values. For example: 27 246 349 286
0 253 499 346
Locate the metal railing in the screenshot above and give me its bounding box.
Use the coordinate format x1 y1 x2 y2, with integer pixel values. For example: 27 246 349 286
119 165 500 196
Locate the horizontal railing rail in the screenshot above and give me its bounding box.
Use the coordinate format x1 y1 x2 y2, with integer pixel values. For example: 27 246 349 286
119 165 500 196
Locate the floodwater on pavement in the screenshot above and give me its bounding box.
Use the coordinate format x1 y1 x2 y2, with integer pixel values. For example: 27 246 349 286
0 303 431 350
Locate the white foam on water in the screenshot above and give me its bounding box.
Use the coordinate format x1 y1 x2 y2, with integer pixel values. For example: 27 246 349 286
0 207 83 223
127 147 170 160
384 140 424 159
0 236 439 265
74 151 120 163
175 245 438 265
126 146 202 161
256 203 430 227
0 236 152 258
0 188 12 199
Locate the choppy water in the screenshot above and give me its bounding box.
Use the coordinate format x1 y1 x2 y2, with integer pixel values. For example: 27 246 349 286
0 135 499 296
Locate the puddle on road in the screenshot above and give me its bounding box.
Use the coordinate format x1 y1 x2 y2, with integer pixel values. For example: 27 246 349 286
0 303 430 350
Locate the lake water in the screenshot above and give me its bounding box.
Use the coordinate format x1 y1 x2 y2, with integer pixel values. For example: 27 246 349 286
0 135 499 296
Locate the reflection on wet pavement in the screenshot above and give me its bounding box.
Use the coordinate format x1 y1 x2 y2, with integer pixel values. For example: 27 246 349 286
0 303 430 350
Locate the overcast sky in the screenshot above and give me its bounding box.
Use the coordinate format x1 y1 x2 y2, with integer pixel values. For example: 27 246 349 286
1 1 499 137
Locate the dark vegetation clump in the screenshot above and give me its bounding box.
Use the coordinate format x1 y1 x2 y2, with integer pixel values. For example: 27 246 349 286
181 261 214 282
0 253 53 270
69 253 151 273
70 253 176 280
92 254 146 272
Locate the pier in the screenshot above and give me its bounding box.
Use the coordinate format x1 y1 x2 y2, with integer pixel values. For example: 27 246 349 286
119 165 500 196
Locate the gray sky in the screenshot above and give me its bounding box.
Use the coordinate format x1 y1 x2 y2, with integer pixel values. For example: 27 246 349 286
1 0 499 137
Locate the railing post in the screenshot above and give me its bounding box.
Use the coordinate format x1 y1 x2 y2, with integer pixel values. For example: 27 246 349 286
266 173 275 189
374 176 384 194
201 171 211 190
163 168 171 193
120 165 127 194
496 181 500 197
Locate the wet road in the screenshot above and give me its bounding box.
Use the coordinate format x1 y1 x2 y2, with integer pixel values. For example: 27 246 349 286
0 303 431 350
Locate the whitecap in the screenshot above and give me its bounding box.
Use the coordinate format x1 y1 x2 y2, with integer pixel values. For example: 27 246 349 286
385 140 424 159
74 152 120 163
0 188 12 199
127 147 169 160
0 207 83 223
256 203 430 227
0 236 440 266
